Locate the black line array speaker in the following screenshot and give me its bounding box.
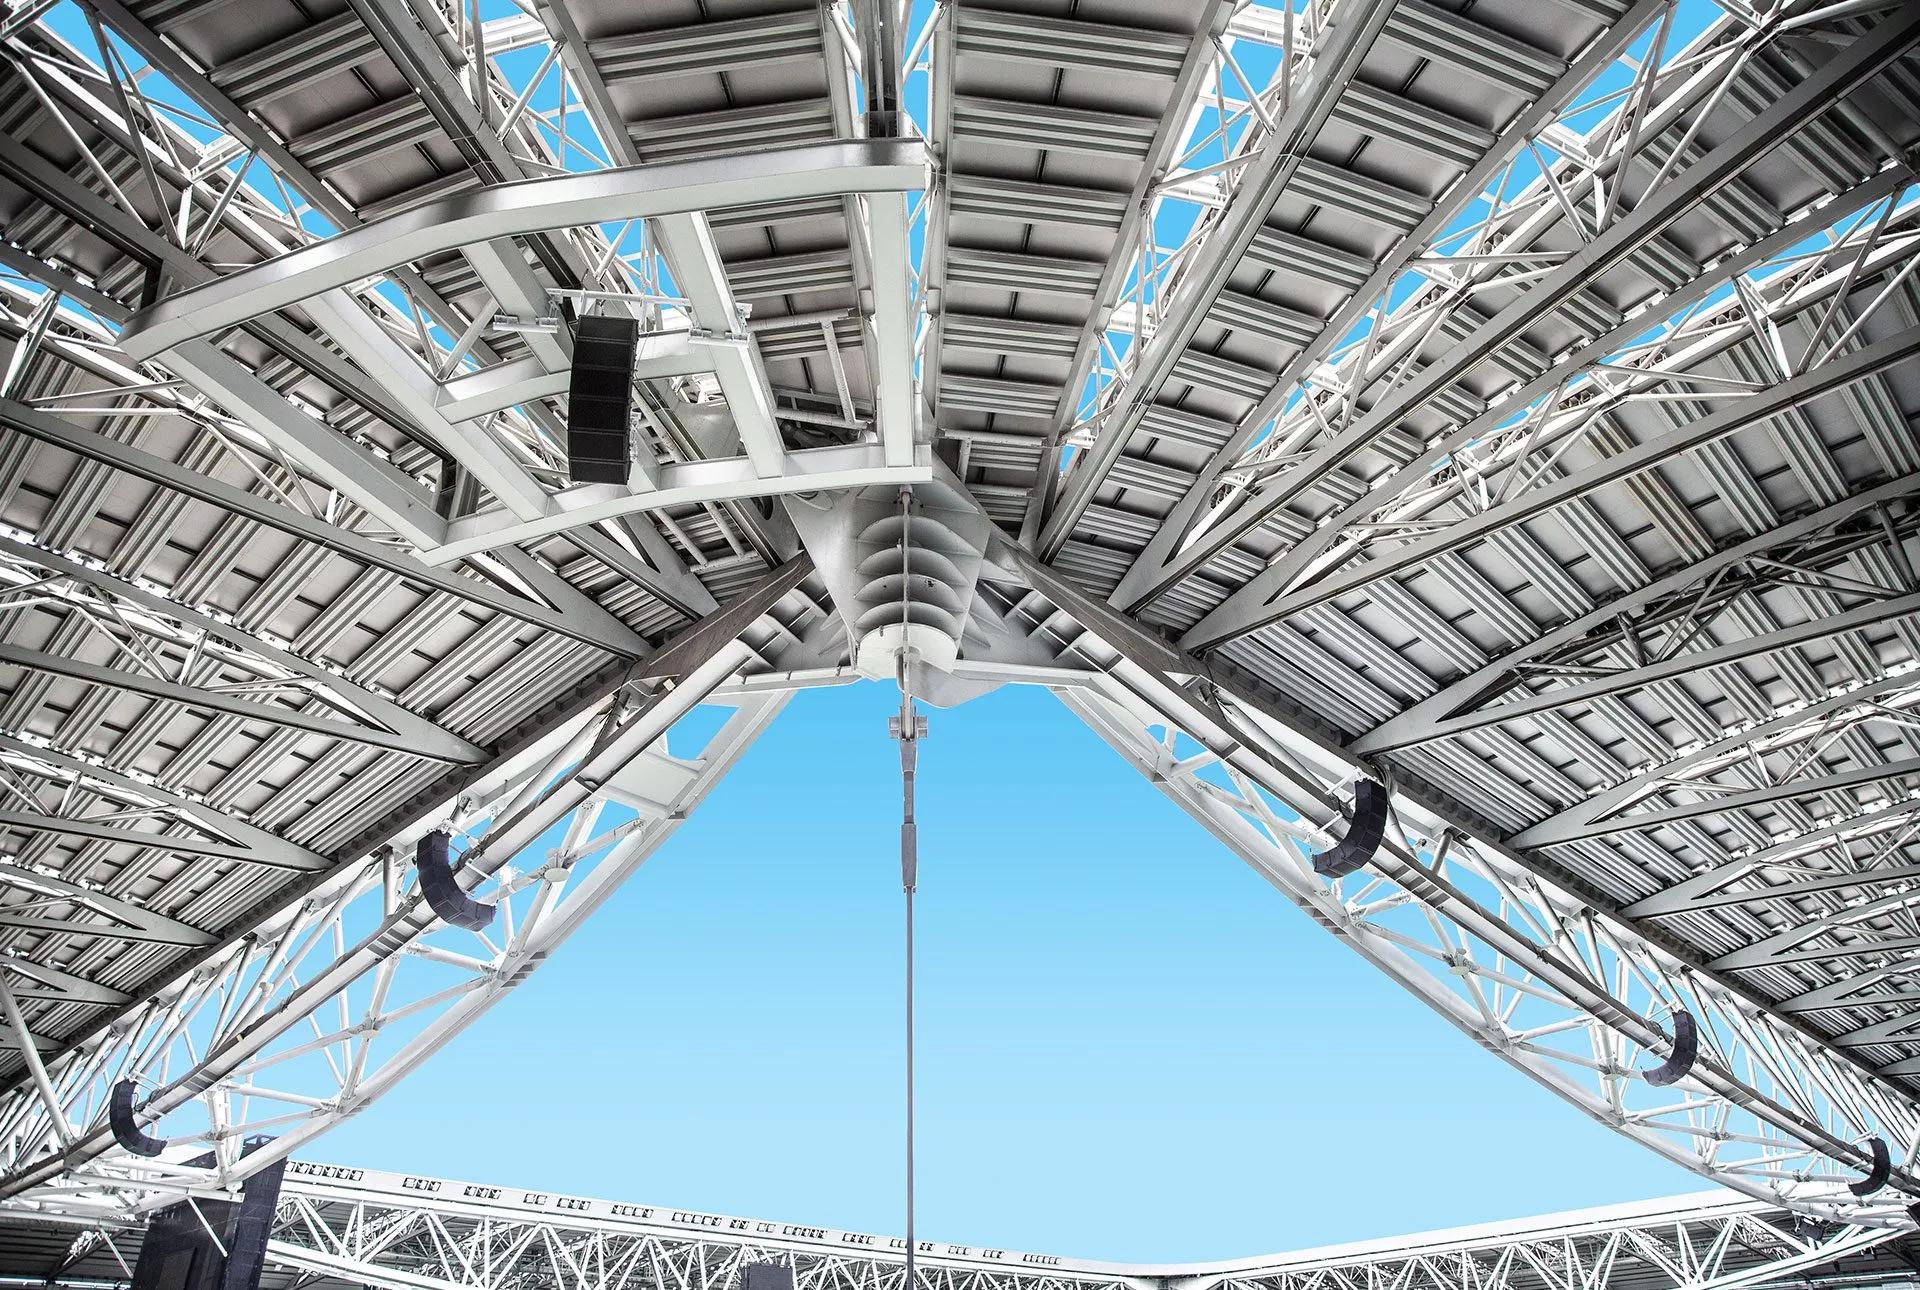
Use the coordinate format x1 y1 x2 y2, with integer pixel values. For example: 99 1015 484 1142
567 314 637 484
744 1264 795 1290
131 1138 286 1290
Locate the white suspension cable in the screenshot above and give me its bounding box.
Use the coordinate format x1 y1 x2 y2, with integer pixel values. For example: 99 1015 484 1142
890 483 922 1290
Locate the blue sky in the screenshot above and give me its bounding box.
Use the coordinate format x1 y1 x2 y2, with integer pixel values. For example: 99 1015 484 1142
318 680 1702 1263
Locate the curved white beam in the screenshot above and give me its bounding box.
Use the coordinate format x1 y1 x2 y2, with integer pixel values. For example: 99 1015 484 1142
117 139 929 362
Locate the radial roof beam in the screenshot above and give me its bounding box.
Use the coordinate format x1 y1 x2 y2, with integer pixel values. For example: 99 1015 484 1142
1033 0 1404 559
1153 13 1920 613
0 135 420 443
0 644 482 763
0 399 646 657
1375 589 1920 749
0 535 484 764
0 733 329 875
155 341 450 549
1625 853 1920 921
1513 668 1920 859
648 212 784 477
1043 0 1674 569
1516 756 1920 850
1183 324 1920 650
341 0 580 298
1015 3 1234 539
1165 171 1920 626
0 863 213 949
294 292 554 522
1352 470 1920 756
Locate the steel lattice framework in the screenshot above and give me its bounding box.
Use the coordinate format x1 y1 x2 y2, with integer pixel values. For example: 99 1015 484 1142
3 1162 1918 1290
0 0 1914 1251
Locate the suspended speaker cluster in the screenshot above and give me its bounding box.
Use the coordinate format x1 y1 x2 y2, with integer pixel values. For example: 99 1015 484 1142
129 1137 285 1289
1312 779 1388 879
1851 1136 1892 1197
415 830 495 932
1641 1009 1698 1086
567 314 637 484
109 1078 167 1158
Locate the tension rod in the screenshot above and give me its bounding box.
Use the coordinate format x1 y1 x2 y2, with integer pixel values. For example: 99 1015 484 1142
889 484 925 1290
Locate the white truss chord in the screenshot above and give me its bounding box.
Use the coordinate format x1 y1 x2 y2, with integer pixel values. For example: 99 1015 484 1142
115 142 928 363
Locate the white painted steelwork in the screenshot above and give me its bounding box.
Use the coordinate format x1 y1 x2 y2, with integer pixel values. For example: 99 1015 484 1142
0 0 1914 1244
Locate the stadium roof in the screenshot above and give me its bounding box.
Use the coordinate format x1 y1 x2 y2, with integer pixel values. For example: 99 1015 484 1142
0 0 1916 1237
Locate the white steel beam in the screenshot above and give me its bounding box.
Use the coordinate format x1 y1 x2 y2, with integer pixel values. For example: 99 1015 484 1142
1034 0 1401 558
0 534 482 765
865 188 917 469
1183 324 1920 650
1140 13 1920 606
115 142 928 364
649 212 785 477
0 733 329 875
0 644 483 763
296 291 554 521
156 340 449 550
434 332 717 423
425 442 933 565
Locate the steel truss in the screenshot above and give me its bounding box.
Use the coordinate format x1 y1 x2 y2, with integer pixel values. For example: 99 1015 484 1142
2 528 1919 1228
113 140 932 563
0 0 1917 1253
0 559 815 1220
12 1161 1917 1290
974 556 1920 1228
1176 179 1920 652
1065 0 1920 612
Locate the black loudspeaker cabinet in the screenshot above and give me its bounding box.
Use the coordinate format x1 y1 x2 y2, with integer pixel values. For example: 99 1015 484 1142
744 1264 796 1290
131 1140 286 1290
567 314 638 484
